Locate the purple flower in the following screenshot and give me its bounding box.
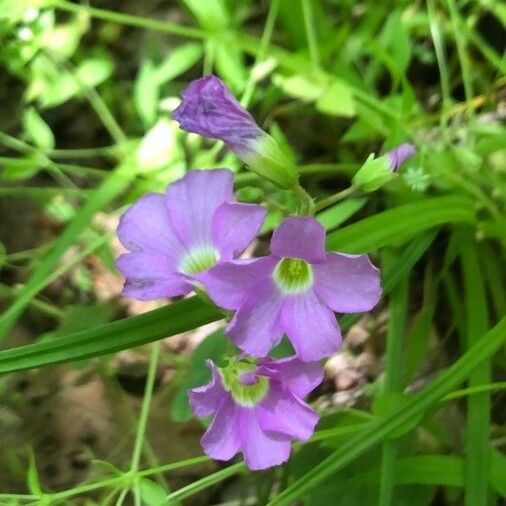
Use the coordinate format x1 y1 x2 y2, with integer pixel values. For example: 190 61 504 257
200 217 381 361
172 75 264 155
189 356 323 470
172 75 298 189
116 169 266 300
386 142 416 172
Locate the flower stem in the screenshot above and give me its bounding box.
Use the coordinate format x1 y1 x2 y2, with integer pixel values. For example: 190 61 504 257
314 186 356 212
292 184 315 216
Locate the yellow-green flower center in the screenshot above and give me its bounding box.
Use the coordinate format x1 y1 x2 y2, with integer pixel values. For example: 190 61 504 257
179 245 219 275
273 257 313 294
219 360 269 407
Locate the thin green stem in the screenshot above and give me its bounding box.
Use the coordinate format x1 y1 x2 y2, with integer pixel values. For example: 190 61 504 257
240 0 280 107
131 342 160 472
445 0 474 105
314 186 356 212
167 462 245 502
301 0 320 72
51 55 127 145
54 0 208 39
426 0 452 128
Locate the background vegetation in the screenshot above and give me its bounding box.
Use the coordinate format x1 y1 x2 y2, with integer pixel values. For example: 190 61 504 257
0 0 505 505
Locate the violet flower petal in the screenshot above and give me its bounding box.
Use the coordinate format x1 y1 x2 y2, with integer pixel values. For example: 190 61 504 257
201 397 241 461
237 407 291 470
198 257 277 310
258 387 319 441
257 356 324 398
189 360 228 418
270 216 326 263
227 279 284 357
116 252 192 300
117 193 185 261
165 169 234 249
212 201 266 260
172 75 264 154
280 290 342 361
313 252 381 313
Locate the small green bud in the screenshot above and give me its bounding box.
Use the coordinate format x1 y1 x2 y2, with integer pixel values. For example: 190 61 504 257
352 153 396 192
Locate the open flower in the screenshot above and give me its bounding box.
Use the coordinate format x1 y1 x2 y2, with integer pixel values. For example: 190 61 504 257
172 75 298 189
201 217 381 361
189 355 322 470
116 169 266 300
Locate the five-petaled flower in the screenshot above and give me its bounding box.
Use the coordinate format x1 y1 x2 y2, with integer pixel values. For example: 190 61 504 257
190 356 323 470
172 75 298 189
116 169 266 300
201 216 381 361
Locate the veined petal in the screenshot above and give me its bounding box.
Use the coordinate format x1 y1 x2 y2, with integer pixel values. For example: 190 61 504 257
313 252 381 313
117 193 185 262
189 360 228 418
257 356 324 398
281 290 342 361
270 217 326 263
212 201 266 260
226 279 284 357
116 252 191 300
172 75 263 153
165 169 233 249
198 257 277 310
201 397 241 462
237 407 291 470
258 387 319 441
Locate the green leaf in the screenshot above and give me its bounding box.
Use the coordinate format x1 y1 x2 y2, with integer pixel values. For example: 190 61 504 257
27 451 42 495
326 196 475 253
154 43 203 85
316 79 356 117
215 40 247 91
138 478 168 506
23 107 55 150
316 198 367 231
273 73 323 101
135 60 159 128
75 57 114 88
0 297 221 373
267 316 506 506
0 242 5 272
171 328 229 422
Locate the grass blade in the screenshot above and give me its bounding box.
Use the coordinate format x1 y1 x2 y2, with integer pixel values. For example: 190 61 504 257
0 297 221 373
268 315 506 506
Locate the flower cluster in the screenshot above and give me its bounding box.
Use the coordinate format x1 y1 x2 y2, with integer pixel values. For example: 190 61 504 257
117 75 413 470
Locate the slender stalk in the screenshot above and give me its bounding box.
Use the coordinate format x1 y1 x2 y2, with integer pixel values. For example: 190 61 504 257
54 0 207 39
427 0 452 128
314 186 356 212
240 0 281 107
301 0 320 72
445 0 474 106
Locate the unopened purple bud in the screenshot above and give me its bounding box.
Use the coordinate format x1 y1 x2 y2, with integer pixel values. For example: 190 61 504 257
386 143 416 172
172 75 263 155
172 75 298 189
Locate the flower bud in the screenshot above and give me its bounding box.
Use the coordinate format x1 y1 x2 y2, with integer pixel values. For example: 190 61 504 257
353 143 416 192
172 75 298 189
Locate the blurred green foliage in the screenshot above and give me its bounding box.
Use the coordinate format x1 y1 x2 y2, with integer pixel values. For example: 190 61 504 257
0 0 505 505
